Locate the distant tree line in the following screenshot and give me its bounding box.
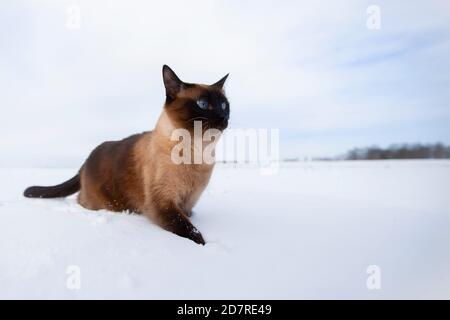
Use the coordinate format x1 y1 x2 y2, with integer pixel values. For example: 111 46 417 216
345 143 450 160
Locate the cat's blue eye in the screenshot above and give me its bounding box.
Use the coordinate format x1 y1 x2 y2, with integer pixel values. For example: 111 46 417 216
221 102 227 110
196 100 208 110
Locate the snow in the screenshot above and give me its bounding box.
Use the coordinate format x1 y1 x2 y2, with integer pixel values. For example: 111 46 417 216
1 160 450 299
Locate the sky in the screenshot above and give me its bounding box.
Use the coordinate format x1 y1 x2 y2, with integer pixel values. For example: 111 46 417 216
1 0 450 167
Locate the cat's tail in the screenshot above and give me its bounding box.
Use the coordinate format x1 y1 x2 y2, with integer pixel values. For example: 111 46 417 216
23 174 80 198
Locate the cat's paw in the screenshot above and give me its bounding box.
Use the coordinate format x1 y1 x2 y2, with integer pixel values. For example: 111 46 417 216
164 210 205 245
188 228 205 245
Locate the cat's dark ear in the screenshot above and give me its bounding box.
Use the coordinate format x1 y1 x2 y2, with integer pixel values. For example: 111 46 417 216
162 65 184 98
212 73 229 89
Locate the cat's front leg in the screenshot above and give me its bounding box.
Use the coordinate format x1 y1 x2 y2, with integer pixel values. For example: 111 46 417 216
155 203 205 245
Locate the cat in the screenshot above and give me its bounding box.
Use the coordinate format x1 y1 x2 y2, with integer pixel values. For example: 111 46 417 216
24 65 230 245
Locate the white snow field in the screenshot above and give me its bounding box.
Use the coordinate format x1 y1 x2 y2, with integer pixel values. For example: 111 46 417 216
1 160 450 299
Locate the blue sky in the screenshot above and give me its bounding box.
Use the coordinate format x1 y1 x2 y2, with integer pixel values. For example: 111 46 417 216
1 0 450 166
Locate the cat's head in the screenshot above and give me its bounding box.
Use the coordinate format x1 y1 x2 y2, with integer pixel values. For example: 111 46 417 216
162 65 230 132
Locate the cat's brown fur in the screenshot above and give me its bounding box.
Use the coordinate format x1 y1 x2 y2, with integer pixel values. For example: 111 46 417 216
24 65 230 245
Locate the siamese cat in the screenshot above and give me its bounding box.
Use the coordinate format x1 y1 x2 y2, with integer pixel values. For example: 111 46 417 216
24 65 230 245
